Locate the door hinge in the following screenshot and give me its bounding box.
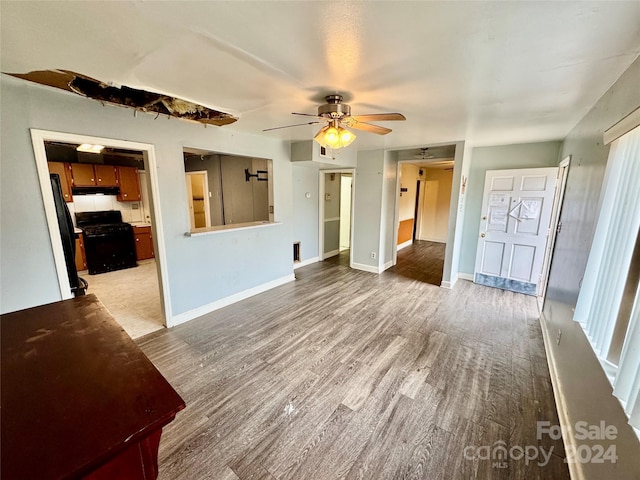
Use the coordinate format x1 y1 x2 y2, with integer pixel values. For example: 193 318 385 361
556 221 563 234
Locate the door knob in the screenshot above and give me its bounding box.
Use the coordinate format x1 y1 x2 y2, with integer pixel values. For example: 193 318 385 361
480 233 486 238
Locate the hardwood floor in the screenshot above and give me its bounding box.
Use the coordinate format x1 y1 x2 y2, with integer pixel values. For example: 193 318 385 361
137 258 569 480
389 240 446 286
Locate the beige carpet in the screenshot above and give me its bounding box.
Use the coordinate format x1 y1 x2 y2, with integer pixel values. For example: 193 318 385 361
81 260 165 339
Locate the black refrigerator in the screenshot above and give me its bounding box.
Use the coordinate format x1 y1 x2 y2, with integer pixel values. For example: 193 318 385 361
50 173 86 296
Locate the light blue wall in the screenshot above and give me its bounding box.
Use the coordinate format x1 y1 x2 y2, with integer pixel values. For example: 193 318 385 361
291 164 319 263
380 150 398 267
0 75 293 317
352 150 384 268
547 56 640 306
458 141 562 275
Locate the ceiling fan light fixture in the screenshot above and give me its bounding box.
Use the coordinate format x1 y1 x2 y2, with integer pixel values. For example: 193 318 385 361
313 122 356 150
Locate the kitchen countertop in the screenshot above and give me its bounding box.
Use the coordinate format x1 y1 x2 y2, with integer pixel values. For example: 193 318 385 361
131 222 152 227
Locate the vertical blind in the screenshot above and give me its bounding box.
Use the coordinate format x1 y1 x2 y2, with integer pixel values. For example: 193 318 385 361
573 124 640 430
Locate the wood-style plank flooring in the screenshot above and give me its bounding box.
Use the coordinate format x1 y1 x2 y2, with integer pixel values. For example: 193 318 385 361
137 243 569 480
389 240 446 286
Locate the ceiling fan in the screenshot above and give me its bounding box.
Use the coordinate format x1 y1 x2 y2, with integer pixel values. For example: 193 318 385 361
263 94 405 150
414 147 435 160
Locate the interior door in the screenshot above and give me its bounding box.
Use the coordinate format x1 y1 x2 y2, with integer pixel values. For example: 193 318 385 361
474 167 558 295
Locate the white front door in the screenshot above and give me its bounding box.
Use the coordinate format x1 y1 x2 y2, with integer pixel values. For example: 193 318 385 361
474 167 558 295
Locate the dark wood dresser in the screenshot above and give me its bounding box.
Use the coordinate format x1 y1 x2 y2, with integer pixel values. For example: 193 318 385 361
1 294 185 479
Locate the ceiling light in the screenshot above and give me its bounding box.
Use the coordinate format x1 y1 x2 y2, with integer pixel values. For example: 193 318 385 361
313 121 356 150
77 143 105 153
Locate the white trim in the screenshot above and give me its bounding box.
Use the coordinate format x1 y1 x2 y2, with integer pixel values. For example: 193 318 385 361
441 274 459 289
458 272 474 281
324 216 340 222
322 249 340 260
185 221 281 237
29 129 172 328
539 311 582 480
382 260 393 272
397 239 413 250
352 262 381 274
170 274 295 326
604 106 640 145
294 256 319 269
31 133 72 300
420 236 447 243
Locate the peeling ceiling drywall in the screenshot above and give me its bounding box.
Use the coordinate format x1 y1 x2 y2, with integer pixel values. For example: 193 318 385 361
1 1 639 149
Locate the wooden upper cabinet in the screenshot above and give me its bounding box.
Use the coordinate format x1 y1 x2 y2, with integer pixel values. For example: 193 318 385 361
71 163 96 186
117 166 141 201
47 162 73 202
94 165 119 187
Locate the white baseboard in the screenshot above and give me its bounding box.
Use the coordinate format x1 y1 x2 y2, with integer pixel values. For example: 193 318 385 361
352 262 381 274
382 260 393 272
322 249 340 260
294 256 319 269
169 274 296 327
441 274 458 289
418 237 446 243
398 240 413 250
458 273 474 281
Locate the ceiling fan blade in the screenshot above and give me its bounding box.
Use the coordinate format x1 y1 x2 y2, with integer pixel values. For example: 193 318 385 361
263 121 322 132
348 121 392 135
350 113 406 122
292 112 323 118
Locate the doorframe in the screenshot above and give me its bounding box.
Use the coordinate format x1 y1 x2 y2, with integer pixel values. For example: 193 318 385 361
318 168 356 266
537 156 571 311
30 129 171 327
185 170 211 229
392 160 453 268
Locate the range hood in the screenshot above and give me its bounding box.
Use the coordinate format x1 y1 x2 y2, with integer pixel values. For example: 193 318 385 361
72 186 121 196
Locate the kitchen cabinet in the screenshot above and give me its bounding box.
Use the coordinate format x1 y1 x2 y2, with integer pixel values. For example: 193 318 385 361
133 226 154 260
70 164 118 187
47 161 73 202
94 165 118 186
70 163 97 186
74 236 87 271
117 166 141 201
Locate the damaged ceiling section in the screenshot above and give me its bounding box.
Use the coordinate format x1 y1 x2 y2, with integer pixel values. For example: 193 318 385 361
8 70 237 127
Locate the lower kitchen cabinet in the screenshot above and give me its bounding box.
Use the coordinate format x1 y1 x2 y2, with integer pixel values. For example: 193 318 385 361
75 236 87 271
133 226 154 260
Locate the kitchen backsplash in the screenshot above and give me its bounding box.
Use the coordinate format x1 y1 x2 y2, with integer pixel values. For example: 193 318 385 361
69 195 145 225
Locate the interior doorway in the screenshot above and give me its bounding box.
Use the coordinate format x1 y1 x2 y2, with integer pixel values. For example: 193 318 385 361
392 148 455 285
186 171 211 229
31 130 169 339
319 169 355 267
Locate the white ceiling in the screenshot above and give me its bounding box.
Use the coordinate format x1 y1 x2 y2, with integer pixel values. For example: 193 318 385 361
2 1 639 150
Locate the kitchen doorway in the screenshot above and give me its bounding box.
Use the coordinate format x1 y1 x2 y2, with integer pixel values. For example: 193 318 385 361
31 130 169 339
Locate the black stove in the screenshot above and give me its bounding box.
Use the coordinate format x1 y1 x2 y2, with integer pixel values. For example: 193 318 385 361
76 211 137 275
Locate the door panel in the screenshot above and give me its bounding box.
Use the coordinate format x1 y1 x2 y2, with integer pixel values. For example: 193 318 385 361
475 167 558 295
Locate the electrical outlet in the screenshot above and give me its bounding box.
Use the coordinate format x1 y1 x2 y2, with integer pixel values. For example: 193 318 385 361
556 329 562 345
371 251 376 259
